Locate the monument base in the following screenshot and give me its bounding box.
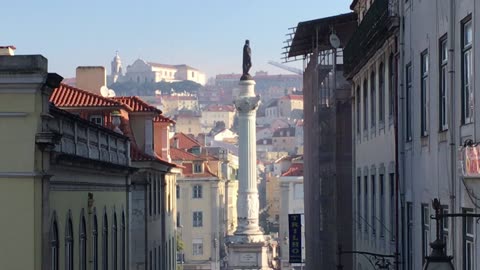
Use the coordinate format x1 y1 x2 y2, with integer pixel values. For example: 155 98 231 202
225 239 276 270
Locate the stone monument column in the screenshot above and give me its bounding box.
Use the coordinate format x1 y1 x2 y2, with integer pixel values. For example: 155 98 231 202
225 40 275 270
233 79 262 237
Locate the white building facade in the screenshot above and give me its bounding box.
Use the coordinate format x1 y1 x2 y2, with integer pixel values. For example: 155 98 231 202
401 0 480 269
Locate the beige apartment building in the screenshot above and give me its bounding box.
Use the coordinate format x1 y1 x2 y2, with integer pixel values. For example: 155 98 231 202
174 110 202 135
200 105 236 133
278 94 304 117
170 133 237 270
161 95 199 116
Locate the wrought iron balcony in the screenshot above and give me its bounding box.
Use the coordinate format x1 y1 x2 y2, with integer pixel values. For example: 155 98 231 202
344 0 399 78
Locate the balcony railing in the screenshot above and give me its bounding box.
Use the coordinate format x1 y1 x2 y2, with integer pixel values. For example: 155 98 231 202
344 0 399 77
38 106 130 166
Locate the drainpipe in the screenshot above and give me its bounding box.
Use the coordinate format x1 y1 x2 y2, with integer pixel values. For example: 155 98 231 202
397 0 406 268
448 0 456 265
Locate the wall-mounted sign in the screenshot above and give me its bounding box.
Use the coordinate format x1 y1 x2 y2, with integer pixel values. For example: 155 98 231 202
288 214 302 263
462 146 480 177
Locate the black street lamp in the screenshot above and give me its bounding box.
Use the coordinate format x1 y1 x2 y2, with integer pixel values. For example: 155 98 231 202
423 199 454 270
336 245 397 269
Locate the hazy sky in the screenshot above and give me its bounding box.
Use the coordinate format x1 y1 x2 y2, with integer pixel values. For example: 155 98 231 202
2 0 351 79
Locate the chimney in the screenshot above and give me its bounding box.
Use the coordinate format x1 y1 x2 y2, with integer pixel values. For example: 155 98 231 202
0 46 16 56
76 66 106 95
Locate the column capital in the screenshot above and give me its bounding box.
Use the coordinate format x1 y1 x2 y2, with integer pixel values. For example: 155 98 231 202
234 96 261 113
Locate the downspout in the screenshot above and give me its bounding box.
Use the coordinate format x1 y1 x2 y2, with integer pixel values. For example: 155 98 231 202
397 0 406 269
448 0 456 264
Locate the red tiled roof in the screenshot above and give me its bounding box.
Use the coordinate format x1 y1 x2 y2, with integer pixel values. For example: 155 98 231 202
170 148 204 161
280 94 304 101
112 96 160 113
171 133 202 150
50 83 125 108
153 114 175 124
282 163 304 177
130 144 178 167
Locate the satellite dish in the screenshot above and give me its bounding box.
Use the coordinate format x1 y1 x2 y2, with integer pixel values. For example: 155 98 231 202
100 86 109 97
108 89 116 97
329 33 341 49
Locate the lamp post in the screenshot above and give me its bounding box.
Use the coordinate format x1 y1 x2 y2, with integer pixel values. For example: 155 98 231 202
336 245 396 270
423 199 454 270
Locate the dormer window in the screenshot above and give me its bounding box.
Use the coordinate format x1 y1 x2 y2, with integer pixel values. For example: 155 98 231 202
194 162 203 173
89 115 103 126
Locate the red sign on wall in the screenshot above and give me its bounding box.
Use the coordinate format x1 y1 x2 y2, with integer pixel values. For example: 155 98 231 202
463 146 480 177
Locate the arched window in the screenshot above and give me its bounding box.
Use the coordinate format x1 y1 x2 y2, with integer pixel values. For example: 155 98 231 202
121 211 126 270
50 213 59 270
389 53 395 118
80 210 87 270
103 211 109 270
65 212 74 270
379 63 385 122
370 71 376 127
93 209 99 270
356 86 361 134
363 79 368 130
112 212 118 270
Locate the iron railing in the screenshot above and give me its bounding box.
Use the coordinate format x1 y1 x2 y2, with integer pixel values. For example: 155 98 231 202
344 0 399 77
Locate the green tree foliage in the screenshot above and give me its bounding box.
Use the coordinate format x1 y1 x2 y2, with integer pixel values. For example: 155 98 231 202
109 80 202 96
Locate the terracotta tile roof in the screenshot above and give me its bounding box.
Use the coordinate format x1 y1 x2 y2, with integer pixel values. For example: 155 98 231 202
170 148 204 161
50 83 125 108
281 163 304 177
112 96 161 113
280 94 304 101
130 144 178 167
153 114 175 124
171 133 202 150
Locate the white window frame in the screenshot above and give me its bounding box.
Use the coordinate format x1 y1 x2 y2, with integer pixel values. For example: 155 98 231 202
193 211 203 227
90 115 103 126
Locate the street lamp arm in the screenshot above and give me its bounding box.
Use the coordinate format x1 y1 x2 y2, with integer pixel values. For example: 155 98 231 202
339 250 396 258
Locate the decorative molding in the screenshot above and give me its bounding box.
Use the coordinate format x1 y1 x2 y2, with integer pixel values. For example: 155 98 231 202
0 172 41 178
0 112 28 117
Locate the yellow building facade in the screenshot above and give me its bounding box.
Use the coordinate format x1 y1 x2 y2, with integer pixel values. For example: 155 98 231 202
0 55 132 270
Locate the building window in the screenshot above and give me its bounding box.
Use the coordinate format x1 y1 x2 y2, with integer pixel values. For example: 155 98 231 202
153 179 157 215
390 173 395 239
389 54 395 119
406 63 412 141
439 36 448 131
177 212 181 227
421 50 429 136
357 177 362 231
421 204 430 264
356 86 361 134
50 214 59 270
90 115 104 126
192 239 203 255
379 63 385 123
193 211 203 227
93 210 99 270
80 213 87 270
193 185 202 199
176 185 180 199
149 182 152 216
154 247 157 270
103 212 109 270
442 205 449 246
407 203 413 270
363 79 368 131
112 213 118 270
463 208 474 270
65 215 74 270
149 251 152 270
121 212 126 270
194 163 203 173
371 174 376 236
462 18 473 124
379 174 385 238
370 71 376 128
293 183 303 199
364 176 368 233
